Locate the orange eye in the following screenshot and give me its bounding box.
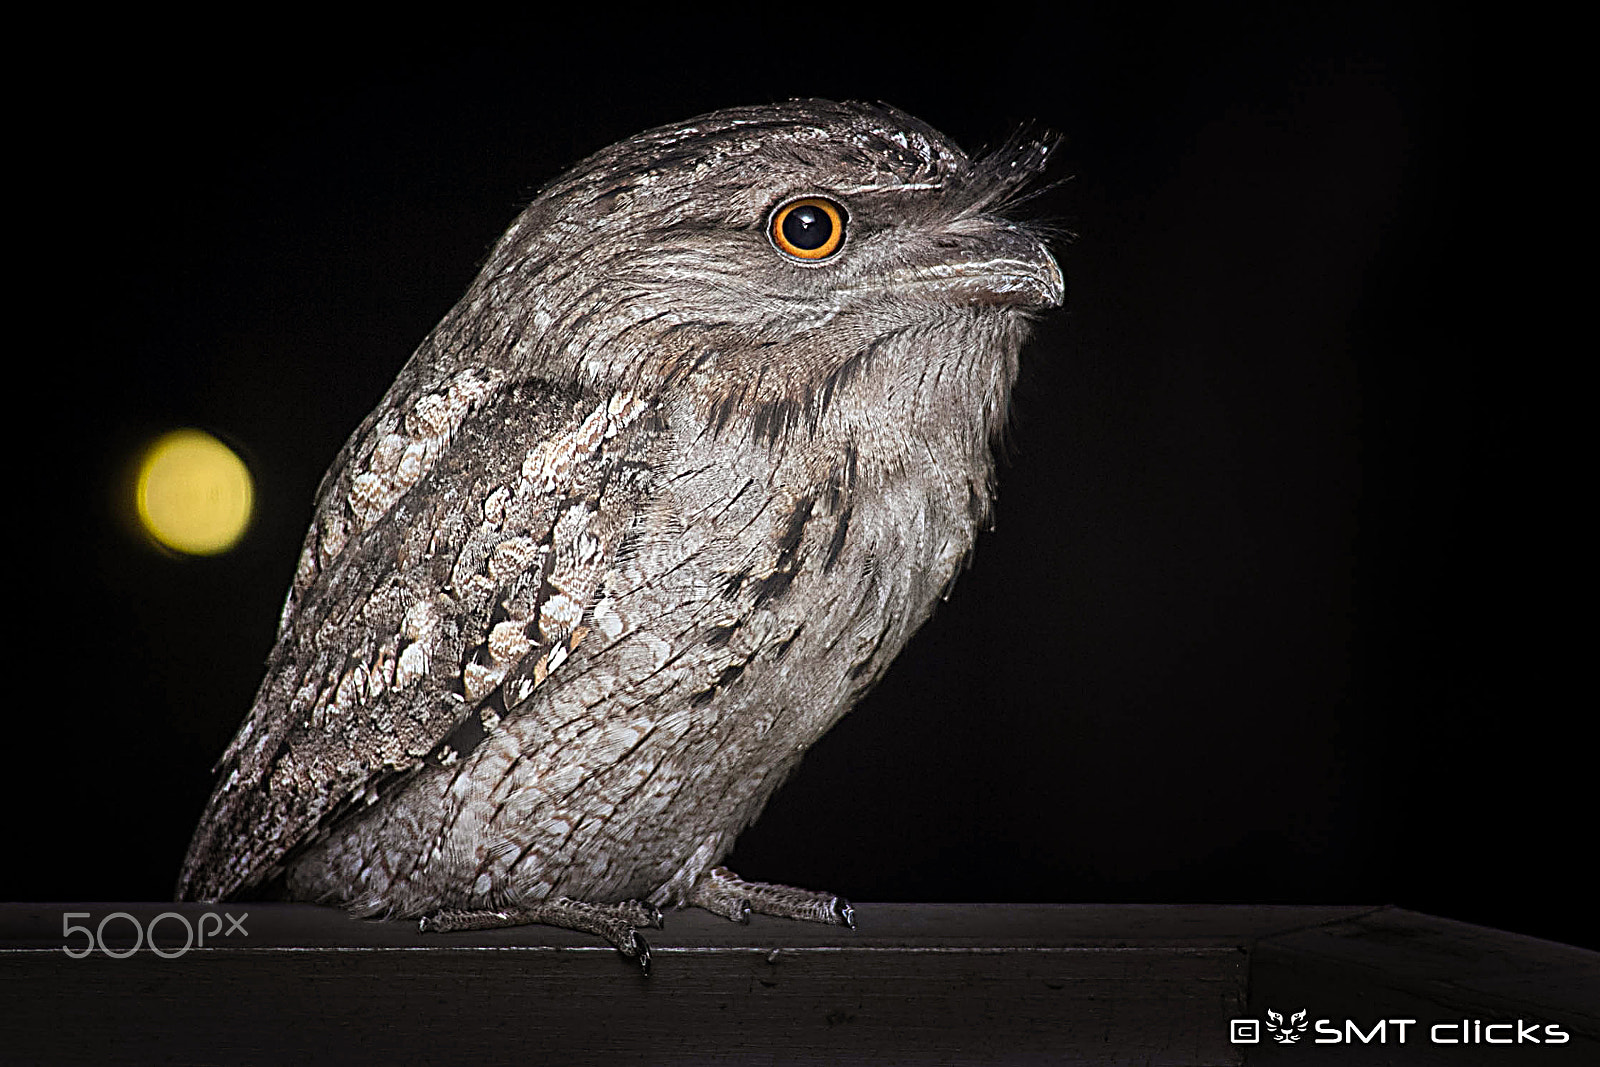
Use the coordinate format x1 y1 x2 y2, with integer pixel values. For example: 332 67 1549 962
769 197 846 260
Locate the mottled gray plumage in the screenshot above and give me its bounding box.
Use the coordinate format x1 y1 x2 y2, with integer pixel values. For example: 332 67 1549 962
178 99 1062 970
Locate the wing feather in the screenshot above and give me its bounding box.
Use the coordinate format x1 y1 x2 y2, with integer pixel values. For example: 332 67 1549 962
178 374 660 901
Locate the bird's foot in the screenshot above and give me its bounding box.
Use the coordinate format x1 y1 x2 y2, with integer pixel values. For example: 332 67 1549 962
687 866 855 928
419 897 663 974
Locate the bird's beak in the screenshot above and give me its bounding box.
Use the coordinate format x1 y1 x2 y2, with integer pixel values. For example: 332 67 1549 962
869 220 1065 311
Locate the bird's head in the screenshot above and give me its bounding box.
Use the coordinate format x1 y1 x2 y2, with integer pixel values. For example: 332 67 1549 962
448 99 1063 456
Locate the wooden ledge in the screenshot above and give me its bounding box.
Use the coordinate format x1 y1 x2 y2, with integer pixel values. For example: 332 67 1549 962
3 903 1595 1063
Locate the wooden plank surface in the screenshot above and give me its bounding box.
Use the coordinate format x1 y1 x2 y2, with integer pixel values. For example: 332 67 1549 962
2 903 1594 1064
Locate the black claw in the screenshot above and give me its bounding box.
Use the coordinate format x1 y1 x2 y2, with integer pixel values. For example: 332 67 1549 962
737 899 752 924
837 899 856 930
633 932 652 976
647 903 665 929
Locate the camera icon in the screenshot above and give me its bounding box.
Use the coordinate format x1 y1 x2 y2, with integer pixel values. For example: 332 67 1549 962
1230 1019 1261 1044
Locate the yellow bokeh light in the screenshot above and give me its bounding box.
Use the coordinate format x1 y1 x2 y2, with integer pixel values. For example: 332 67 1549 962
135 429 254 555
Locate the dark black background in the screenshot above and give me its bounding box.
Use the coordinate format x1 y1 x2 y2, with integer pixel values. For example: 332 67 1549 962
23 9 1584 950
